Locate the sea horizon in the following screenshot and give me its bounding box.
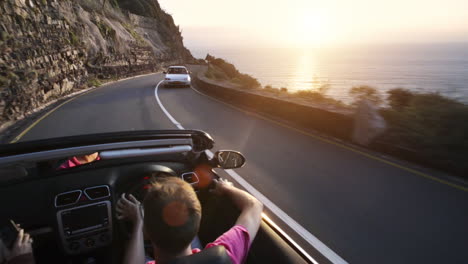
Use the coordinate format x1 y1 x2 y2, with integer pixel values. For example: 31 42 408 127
188 42 468 104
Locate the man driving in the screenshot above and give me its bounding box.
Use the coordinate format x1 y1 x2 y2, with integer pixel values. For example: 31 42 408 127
116 176 263 264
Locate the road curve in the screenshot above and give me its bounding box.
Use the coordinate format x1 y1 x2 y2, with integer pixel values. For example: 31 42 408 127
17 73 468 264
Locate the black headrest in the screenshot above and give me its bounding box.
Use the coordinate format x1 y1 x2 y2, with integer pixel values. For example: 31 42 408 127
168 245 232 264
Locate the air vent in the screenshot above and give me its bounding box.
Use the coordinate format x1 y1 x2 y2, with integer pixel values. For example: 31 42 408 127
55 190 82 207
84 185 110 200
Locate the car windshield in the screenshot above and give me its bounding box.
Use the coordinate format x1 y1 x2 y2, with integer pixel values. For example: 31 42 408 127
167 68 188 74
1 0 467 263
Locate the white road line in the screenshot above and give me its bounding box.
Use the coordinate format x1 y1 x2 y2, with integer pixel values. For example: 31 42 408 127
154 80 184 129
154 81 348 264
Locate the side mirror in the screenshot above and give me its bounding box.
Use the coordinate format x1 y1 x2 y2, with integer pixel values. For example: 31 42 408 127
213 150 246 169
163 71 167 74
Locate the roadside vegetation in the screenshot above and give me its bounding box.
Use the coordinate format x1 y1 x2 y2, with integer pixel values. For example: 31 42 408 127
87 78 102 87
79 0 126 22
204 54 260 89
262 83 347 109
349 85 383 106
293 89 346 107
122 23 146 45
203 55 346 108
345 85 468 175
202 58 468 175
379 89 468 174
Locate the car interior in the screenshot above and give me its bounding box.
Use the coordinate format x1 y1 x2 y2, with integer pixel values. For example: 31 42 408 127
0 130 311 264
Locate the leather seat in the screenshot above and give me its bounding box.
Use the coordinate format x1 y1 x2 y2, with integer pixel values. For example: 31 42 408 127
168 246 232 264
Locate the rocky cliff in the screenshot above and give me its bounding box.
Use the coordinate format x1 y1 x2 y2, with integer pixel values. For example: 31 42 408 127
0 0 193 126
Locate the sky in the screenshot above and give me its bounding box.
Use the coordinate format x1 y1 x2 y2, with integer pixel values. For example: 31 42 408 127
158 0 468 49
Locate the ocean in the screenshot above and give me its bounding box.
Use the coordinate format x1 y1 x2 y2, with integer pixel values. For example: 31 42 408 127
190 43 468 104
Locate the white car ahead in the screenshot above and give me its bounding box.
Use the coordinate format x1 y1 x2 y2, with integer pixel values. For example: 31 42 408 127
163 66 191 88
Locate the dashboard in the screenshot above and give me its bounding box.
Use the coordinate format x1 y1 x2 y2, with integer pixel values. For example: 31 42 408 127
55 186 112 254
0 161 196 259
52 172 201 255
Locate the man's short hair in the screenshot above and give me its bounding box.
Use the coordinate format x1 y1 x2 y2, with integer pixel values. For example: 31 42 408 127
143 176 202 254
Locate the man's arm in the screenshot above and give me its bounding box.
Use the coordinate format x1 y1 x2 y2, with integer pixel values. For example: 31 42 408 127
116 193 145 264
214 179 263 243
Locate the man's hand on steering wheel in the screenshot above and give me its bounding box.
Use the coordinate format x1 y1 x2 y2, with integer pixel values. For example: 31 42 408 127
116 193 143 226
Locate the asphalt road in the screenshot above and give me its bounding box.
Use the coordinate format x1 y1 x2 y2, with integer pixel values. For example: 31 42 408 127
18 73 468 263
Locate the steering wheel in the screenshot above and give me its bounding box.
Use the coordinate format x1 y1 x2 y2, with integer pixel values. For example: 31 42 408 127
116 164 218 237
126 172 173 201
114 165 175 236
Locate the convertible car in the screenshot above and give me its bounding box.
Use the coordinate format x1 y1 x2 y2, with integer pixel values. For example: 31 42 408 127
0 130 314 263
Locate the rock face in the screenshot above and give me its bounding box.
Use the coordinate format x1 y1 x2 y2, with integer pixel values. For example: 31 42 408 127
0 0 193 125
352 100 387 146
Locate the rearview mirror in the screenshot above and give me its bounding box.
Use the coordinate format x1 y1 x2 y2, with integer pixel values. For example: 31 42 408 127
214 150 246 169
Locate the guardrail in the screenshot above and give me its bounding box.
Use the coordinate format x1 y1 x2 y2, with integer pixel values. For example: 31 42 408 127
191 69 467 178
193 76 354 141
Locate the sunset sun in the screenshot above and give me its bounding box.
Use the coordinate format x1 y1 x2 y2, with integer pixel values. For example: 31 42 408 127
292 12 330 46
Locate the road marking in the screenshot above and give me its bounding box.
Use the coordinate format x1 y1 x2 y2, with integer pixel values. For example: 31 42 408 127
154 80 184 130
154 82 347 264
261 212 319 264
9 72 160 143
190 84 468 193
10 96 81 143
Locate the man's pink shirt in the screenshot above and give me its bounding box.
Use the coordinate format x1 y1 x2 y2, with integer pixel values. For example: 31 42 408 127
147 225 251 264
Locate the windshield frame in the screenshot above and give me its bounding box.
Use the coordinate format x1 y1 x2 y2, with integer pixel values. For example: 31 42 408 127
0 130 214 158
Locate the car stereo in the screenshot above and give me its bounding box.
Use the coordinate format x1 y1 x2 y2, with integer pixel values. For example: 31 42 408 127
57 201 112 254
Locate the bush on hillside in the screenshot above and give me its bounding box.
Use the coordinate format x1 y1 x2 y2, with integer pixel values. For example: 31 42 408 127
380 91 468 173
205 65 228 80
205 54 260 89
349 85 382 106
205 54 240 79
387 88 414 111
79 0 126 21
195 58 207 65
233 73 260 89
116 0 157 17
294 90 344 107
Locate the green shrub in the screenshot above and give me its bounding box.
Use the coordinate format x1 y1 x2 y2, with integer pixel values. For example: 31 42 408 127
69 31 79 46
95 20 116 41
204 55 260 89
122 23 146 44
236 73 260 89
382 92 468 171
387 88 414 111
296 90 325 99
205 54 240 79
295 90 344 107
87 78 102 87
349 85 382 105
205 65 228 80
116 0 156 17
